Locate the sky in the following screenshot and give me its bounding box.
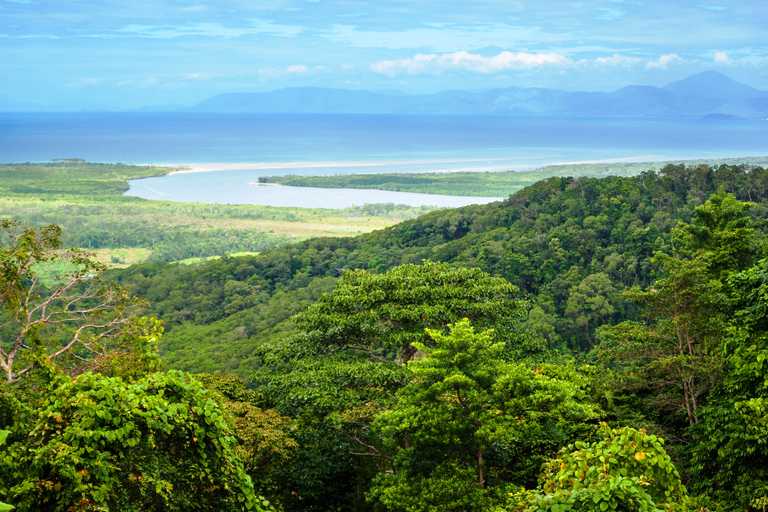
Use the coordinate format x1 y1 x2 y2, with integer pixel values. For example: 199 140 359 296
1 0 767 109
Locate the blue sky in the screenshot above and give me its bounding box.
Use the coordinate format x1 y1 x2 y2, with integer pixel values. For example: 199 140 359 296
1 0 766 108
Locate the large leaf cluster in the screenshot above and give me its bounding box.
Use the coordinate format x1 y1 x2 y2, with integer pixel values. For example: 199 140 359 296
294 260 532 362
528 424 688 512
0 370 266 512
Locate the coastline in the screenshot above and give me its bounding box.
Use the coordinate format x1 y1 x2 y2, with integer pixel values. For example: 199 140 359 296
152 155 666 176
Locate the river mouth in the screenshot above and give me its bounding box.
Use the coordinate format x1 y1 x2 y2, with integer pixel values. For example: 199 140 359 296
125 171 504 209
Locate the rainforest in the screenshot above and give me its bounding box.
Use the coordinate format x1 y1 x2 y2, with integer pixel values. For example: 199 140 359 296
2 161 768 512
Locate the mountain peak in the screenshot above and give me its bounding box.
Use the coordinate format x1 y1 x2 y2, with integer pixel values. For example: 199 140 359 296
663 71 768 99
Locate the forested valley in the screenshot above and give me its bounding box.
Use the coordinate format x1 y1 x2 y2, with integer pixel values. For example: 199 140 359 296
2 163 768 511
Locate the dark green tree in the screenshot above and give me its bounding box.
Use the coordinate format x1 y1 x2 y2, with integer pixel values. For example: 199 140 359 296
598 192 761 426
686 258 768 511
253 261 535 511
293 259 534 364
368 319 598 512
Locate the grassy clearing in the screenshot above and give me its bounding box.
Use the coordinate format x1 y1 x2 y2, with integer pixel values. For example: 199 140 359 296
90 248 154 269
175 251 262 266
0 161 436 263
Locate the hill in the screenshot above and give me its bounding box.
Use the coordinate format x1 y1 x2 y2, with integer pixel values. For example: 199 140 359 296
188 72 768 118
107 163 768 377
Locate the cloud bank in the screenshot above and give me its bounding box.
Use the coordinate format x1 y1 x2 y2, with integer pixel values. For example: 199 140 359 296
370 51 572 76
371 51 692 77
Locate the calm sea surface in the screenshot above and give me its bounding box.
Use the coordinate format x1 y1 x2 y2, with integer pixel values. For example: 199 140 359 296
2 112 767 208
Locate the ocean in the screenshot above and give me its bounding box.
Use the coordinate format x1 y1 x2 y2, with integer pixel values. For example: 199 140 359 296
2 112 767 207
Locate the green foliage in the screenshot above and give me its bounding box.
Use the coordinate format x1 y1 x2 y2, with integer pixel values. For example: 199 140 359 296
0 220 149 383
294 260 535 363
0 370 267 512
686 257 768 510
261 157 768 197
110 164 768 376
195 372 298 501
526 424 688 512
597 192 760 426
0 429 12 511
253 263 535 510
368 320 599 511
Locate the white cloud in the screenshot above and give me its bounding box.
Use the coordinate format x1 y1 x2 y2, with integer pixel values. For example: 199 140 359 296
286 64 308 73
714 51 731 64
646 54 683 69
594 53 642 66
370 50 572 77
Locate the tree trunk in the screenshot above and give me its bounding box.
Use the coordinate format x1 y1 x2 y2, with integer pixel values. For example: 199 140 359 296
477 443 484 487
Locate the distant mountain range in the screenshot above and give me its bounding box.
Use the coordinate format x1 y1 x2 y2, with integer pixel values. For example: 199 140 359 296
188 72 768 118
3 72 767 118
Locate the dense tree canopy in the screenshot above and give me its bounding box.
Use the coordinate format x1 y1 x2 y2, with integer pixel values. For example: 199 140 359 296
108 164 768 375
4 164 768 511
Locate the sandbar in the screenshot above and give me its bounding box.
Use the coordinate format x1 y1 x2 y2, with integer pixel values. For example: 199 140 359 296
151 154 666 176
153 158 529 176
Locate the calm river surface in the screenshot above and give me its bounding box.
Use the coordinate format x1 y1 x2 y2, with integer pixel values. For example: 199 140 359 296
125 171 504 208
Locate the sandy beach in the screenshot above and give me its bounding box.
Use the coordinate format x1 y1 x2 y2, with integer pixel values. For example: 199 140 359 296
154 155 664 177
155 157 539 176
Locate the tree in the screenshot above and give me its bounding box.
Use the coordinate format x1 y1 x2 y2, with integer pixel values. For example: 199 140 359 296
0 370 266 512
597 192 760 426
0 430 11 511
686 257 768 511
195 372 298 502
524 424 688 512
0 221 144 383
367 320 599 512
253 262 536 510
597 254 723 426
293 260 535 364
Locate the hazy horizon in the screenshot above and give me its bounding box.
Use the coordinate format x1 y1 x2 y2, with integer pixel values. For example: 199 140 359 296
1 0 766 110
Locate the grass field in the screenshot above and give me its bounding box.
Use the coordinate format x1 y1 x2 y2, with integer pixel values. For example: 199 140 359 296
90 248 154 268
0 161 440 263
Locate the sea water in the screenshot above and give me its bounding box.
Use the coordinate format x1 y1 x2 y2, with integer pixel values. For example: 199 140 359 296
2 112 766 208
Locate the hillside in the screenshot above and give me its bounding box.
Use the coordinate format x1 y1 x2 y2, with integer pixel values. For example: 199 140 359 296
107 163 768 377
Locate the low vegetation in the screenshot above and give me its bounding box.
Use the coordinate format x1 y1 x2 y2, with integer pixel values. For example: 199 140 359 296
0 159 440 265
259 156 768 197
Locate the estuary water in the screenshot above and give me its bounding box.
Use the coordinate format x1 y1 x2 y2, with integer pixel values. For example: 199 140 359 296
2 112 767 208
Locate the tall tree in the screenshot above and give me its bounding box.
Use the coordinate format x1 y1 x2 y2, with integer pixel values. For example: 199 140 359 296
368 319 598 512
597 192 760 426
293 260 534 364
253 261 536 510
0 221 145 383
686 257 768 511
